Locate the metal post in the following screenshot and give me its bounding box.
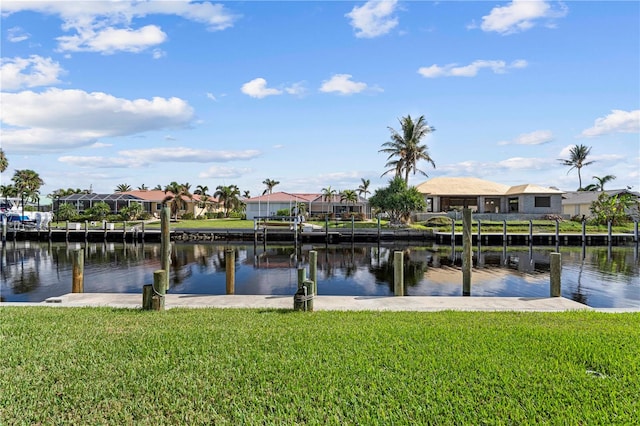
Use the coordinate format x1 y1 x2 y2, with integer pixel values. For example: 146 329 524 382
393 251 404 296
550 252 561 297
462 208 472 296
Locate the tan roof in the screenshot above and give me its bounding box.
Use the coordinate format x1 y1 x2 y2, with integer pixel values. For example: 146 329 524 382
123 190 216 203
415 177 510 195
416 177 563 196
247 192 319 203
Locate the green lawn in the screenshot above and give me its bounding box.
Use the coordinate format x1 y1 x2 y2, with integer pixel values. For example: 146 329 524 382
1 308 638 424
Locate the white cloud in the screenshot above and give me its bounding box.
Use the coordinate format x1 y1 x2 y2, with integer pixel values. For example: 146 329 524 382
1 1 238 54
346 0 399 38
206 92 217 101
199 166 253 179
58 24 167 54
118 147 261 162
0 55 65 90
477 0 568 35
284 82 307 97
418 59 527 78
7 26 30 42
89 142 113 148
1 88 194 153
152 48 166 59
58 156 146 168
498 130 554 145
580 109 640 138
241 78 282 98
319 74 368 95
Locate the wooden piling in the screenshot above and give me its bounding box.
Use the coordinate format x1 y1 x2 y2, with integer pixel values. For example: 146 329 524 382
160 205 170 291
555 219 560 245
65 220 70 241
502 220 507 246
152 269 167 311
142 284 153 310
635 221 639 243
451 219 456 245
309 250 318 296
123 221 127 242
377 214 381 241
84 220 89 240
351 216 355 243
225 249 235 294
528 220 533 245
72 249 84 293
607 221 612 245
581 220 586 244
1 215 6 245
393 251 404 296
550 252 561 297
462 208 472 296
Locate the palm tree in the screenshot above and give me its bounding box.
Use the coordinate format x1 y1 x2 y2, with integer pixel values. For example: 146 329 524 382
163 181 193 220
0 148 8 173
12 169 44 218
1 184 17 208
592 175 616 192
340 189 358 217
153 184 162 190
357 178 371 199
194 185 209 196
214 184 240 217
322 186 337 215
137 184 149 190
243 190 251 199
559 144 595 190
115 183 132 193
262 178 280 195
380 115 436 184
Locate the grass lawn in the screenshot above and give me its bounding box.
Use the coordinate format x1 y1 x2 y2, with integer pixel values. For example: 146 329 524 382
1 308 639 424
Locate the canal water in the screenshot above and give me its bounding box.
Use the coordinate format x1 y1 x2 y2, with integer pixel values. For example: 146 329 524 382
1 241 638 308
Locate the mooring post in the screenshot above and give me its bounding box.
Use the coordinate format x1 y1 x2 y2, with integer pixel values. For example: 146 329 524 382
351 215 355 243
502 220 507 245
393 251 404 296
72 249 84 293
451 219 456 245
581 219 586 244
550 252 561 297
325 215 329 242
377 214 381 241
309 250 318 296
528 219 533 245
84 220 89 240
555 219 560 245
462 208 472 296
1 215 6 245
294 267 309 311
635 221 639 243
477 219 481 244
225 249 235 294
65 220 70 241
152 269 166 311
142 284 153 310
607 220 612 245
141 221 145 241
123 221 127 242
161 205 171 291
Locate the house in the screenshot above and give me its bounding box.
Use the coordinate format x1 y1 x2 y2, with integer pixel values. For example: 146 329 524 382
244 191 369 220
54 190 219 218
562 189 640 219
414 177 565 220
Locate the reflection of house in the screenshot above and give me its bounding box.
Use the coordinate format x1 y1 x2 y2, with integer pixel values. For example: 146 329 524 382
244 191 369 220
415 177 564 218
562 189 640 219
55 190 219 218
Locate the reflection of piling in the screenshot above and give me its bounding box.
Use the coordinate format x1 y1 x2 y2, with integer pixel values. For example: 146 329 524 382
393 251 404 296
72 249 84 293
225 249 235 294
550 253 561 297
462 208 472 296
161 206 170 291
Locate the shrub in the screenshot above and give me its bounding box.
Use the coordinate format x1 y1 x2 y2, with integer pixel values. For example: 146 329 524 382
181 212 195 220
542 214 564 222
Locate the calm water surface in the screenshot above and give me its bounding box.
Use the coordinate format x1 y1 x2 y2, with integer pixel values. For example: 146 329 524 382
1 241 638 308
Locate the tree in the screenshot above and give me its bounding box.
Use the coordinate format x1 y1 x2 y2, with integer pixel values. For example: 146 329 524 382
262 178 280 195
340 189 358 205
591 175 616 192
194 185 209 196
120 202 143 220
590 192 638 226
12 169 44 219
86 201 111 221
357 178 371 199
56 203 78 221
243 190 251 199
380 115 436 184
321 186 337 215
137 184 149 190
115 183 132 193
369 176 426 225
0 148 8 173
163 182 193 220
214 185 240 217
1 184 17 208
559 144 594 190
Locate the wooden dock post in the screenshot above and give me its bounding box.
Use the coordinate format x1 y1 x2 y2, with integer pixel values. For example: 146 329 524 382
635 221 639 244
607 220 612 245
477 219 481 245
309 250 318 296
225 249 235 294
152 269 166 311
161 205 171 291
72 249 84 293
550 253 561 297
84 220 89 240
123 221 127 242
142 284 153 310
393 251 404 296
581 220 586 245
462 208 472 296
65 220 70 242
528 220 533 245
1 215 6 245
555 219 560 245
141 222 145 241
502 220 507 246
294 267 313 311
351 216 355 243
451 219 456 245
325 216 329 242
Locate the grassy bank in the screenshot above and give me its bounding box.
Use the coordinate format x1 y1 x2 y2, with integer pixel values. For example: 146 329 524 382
1 308 639 424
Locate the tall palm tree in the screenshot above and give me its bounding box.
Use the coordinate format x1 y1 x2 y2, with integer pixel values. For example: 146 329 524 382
559 144 595 190
194 185 209 196
243 190 251 199
0 148 8 173
163 181 193 220
380 115 436 184
115 183 132 193
357 178 371 199
321 186 337 215
12 169 44 219
592 175 616 192
137 184 149 190
214 184 240 217
340 189 358 216
262 178 280 195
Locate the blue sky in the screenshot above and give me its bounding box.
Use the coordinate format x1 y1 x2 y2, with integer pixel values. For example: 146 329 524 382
1 0 639 199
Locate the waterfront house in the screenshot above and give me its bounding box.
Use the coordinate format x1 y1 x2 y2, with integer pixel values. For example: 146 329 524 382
415 177 564 220
562 189 640 219
244 191 369 220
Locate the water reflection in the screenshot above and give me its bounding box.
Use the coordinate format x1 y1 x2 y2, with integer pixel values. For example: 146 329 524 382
1 242 638 308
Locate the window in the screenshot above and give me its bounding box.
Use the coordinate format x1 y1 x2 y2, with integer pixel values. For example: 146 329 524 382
534 196 551 208
427 198 433 212
508 197 519 212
